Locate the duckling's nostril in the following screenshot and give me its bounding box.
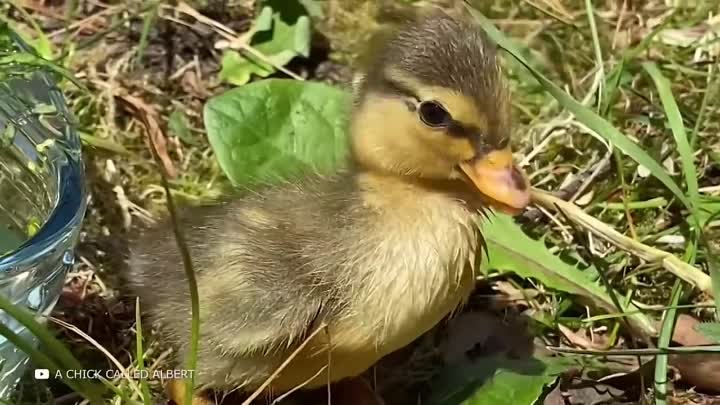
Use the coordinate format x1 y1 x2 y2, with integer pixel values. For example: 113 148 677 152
511 167 527 191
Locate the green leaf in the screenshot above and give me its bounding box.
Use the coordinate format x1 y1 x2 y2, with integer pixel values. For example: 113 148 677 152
481 214 656 337
465 5 695 216
428 354 574 405
253 6 275 33
298 0 323 17
204 79 351 186
219 50 273 87
697 196 720 228
218 0 312 85
254 1 312 63
168 109 196 145
696 322 720 343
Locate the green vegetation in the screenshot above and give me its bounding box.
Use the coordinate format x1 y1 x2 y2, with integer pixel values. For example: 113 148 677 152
1 0 719 404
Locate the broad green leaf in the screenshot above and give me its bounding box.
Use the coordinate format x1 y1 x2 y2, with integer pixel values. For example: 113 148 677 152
481 214 656 337
218 0 312 85
204 79 350 186
696 322 720 343
466 6 694 217
428 354 574 405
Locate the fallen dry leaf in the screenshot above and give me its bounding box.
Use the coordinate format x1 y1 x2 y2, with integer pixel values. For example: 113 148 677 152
666 314 720 393
544 379 628 405
558 325 608 351
119 93 178 178
671 314 716 346
181 70 211 99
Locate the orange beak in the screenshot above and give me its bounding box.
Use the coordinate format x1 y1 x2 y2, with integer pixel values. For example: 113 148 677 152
458 148 530 216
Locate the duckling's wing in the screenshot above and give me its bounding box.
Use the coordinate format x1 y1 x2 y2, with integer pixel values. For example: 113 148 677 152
198 273 326 357
128 199 334 358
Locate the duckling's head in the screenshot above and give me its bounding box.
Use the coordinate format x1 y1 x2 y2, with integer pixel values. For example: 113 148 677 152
350 9 530 215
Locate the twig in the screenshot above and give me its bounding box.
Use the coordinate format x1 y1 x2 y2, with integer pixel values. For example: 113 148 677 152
532 190 714 297
54 392 84 405
549 345 720 356
48 317 143 398
569 148 613 203
270 365 328 404
521 157 613 222
47 5 121 39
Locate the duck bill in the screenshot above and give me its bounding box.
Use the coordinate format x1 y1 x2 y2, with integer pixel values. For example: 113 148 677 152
458 148 531 216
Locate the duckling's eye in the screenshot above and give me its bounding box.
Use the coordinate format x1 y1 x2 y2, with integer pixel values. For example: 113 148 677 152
418 101 451 127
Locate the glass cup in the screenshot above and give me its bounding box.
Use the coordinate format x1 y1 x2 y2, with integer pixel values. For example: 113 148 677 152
0 30 87 400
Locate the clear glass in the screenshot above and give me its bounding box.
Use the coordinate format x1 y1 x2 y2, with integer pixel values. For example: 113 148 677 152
0 31 87 400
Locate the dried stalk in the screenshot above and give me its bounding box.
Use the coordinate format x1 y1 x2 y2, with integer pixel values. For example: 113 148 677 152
532 189 714 297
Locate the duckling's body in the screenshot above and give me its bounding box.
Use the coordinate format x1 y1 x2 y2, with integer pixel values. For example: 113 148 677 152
128 7 530 403
129 170 480 392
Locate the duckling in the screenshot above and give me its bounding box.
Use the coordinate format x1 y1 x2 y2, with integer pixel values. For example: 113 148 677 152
127 7 530 405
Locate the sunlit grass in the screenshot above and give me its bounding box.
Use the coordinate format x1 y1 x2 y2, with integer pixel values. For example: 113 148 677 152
1 0 719 404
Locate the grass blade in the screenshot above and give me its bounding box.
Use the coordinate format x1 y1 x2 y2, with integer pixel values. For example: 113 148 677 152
0 295 105 404
464 3 695 215
135 298 152 405
654 280 682 405
642 62 720 316
0 323 87 399
136 2 159 67
584 0 604 111
144 105 200 403
642 62 700 228
690 64 718 148
0 295 82 371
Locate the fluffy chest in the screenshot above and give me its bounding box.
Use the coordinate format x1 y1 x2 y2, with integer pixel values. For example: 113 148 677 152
331 198 481 356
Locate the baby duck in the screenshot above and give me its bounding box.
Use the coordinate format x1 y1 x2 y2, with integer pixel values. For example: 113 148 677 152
127 8 530 405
